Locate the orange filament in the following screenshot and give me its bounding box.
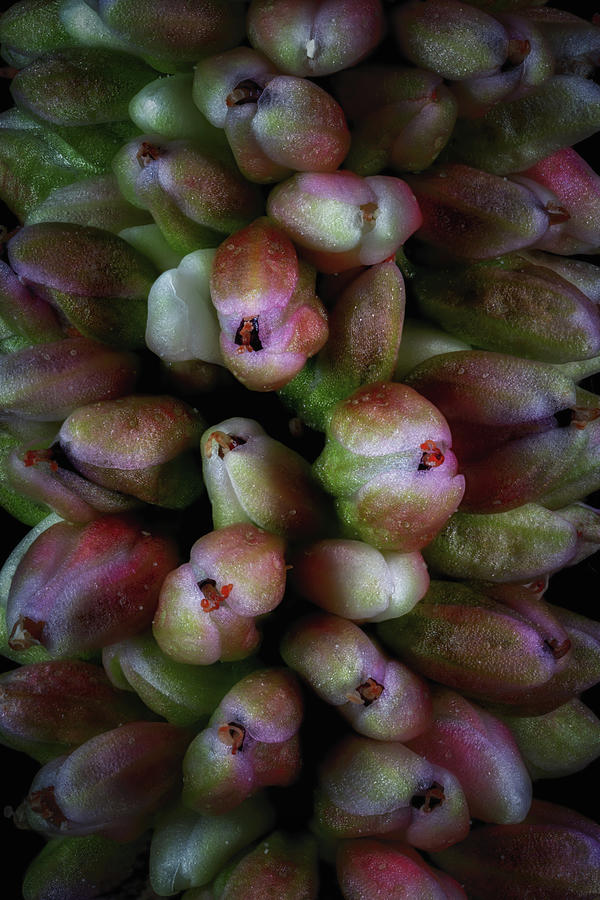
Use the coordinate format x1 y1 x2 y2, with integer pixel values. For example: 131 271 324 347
136 141 162 168
545 637 572 660
8 616 45 651
419 440 445 469
217 722 245 755
411 781 445 813
23 449 58 472
347 677 384 707
226 79 263 107
199 579 234 612
571 406 600 430
28 787 67 827
235 316 262 353
204 431 246 458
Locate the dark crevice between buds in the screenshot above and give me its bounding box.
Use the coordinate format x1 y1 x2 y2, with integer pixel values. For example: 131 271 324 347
501 38 531 71
204 431 247 458
554 407 600 429
545 636 572 660
545 203 571 225
217 722 246 755
411 781 445 813
27 786 67 827
8 616 45 651
235 316 262 353
226 79 263 107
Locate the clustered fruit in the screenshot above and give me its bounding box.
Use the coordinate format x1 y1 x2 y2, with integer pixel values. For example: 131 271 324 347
0 1 600 898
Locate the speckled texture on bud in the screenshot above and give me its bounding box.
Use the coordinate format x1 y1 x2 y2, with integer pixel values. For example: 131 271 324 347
153 523 287 665
313 382 464 551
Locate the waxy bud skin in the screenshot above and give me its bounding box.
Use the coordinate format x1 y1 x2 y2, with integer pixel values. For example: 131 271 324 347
267 171 422 273
18 721 191 841
6 514 179 657
8 222 159 349
498 699 600 781
336 839 467 900
314 734 470 851
182 668 303 814
0 337 139 428
210 218 328 391
313 382 465 552
149 795 275 895
0 659 149 762
210 830 319 899
201 417 331 541
393 0 509 81
0 259 63 348
406 164 555 260
153 523 287 665
103 631 258 727
432 799 600 899
58 394 205 508
247 0 385 77
21 833 147 900
377 580 564 705
406 687 532 824
292 538 429 622
281 613 432 741
279 260 404 431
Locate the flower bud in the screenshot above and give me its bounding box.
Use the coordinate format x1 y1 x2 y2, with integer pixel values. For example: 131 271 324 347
313 382 465 551
377 580 566 705
129 73 230 146
281 613 431 742
279 260 404 430
18 721 190 841
58 394 205 508
406 687 532 824
0 659 149 763
447 75 600 174
292 538 429 622
10 48 156 125
0 260 63 349
182 668 303 814
94 0 246 72
153 523 287 665
8 222 159 349
406 164 556 259
522 6 600 79
247 0 385 77
201 417 331 541
6 514 178 657
336 839 467 900
267 171 422 273
314 734 470 851
149 796 275 895
432 799 600 899
21 833 147 900
498 699 600 781
210 830 319 899
103 631 258 726
210 218 328 391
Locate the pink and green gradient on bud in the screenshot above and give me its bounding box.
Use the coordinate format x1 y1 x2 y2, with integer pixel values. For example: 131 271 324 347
281 613 431 742
405 687 532 824
57 394 205 508
149 795 275 895
201 417 331 541
194 47 350 183
0 659 149 763
182 668 303 814
336 839 467 900
267 171 422 273
314 382 464 552
153 523 287 665
18 721 191 841
209 218 328 391
279 260 405 431
0 260 63 350
6 514 178 657
103 631 258 726
208 830 319 899
292 538 429 622
246 0 386 77
314 734 470 852
376 580 569 706
432 799 600 899
7 222 159 349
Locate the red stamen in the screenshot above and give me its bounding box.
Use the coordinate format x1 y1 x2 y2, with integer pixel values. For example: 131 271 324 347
23 449 58 472
27 787 67 827
217 722 245 754
419 440 445 469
